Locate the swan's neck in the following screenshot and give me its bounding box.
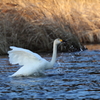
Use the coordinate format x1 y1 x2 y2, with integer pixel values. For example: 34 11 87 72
50 42 57 67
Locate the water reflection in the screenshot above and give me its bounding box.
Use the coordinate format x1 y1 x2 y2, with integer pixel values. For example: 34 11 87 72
0 45 100 99
85 44 100 50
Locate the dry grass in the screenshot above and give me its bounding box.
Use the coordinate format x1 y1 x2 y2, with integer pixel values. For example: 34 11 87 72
1 0 100 54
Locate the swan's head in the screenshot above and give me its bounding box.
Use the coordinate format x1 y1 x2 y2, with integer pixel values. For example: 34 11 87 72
54 38 62 45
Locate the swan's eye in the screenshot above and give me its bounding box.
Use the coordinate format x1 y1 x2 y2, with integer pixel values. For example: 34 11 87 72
59 39 62 42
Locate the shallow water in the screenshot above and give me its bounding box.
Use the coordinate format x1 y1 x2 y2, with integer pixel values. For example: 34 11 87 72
0 45 100 99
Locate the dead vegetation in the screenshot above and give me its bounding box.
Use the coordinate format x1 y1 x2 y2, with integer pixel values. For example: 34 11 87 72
1 0 100 54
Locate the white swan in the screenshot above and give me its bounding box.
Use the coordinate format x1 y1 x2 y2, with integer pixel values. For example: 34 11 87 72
8 38 62 77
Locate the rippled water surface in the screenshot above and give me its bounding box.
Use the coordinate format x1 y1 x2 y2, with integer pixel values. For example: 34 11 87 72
0 45 100 99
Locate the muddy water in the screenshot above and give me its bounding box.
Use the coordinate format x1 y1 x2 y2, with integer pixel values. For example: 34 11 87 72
0 45 100 99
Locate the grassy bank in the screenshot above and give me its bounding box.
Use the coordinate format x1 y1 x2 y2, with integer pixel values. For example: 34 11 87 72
1 0 99 54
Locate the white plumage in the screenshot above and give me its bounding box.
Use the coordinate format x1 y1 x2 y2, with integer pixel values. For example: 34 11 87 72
8 38 62 77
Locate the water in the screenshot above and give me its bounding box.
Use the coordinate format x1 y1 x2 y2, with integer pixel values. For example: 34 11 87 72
0 45 100 99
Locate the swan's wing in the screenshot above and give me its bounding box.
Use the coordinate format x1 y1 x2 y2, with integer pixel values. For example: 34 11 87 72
8 46 44 66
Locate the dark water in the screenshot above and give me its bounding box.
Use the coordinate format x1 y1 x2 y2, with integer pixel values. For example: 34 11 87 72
0 45 100 99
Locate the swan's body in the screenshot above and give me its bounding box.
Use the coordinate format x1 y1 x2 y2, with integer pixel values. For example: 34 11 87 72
8 38 62 77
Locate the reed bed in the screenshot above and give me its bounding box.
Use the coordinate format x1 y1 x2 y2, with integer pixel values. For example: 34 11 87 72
1 0 99 54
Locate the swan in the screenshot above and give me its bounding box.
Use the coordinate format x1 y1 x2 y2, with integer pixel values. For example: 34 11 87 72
8 38 62 77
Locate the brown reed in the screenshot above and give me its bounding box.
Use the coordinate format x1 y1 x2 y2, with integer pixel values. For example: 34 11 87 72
1 0 99 54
